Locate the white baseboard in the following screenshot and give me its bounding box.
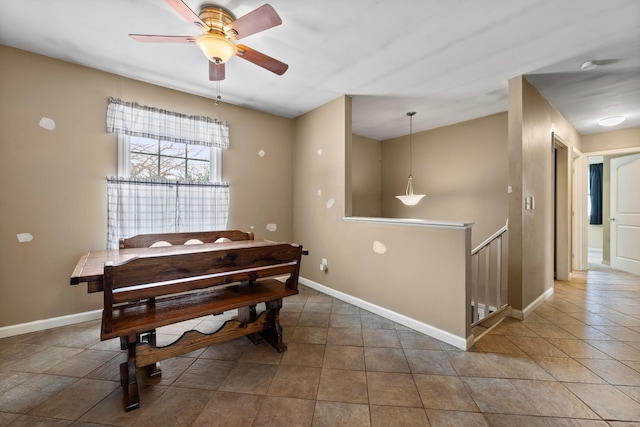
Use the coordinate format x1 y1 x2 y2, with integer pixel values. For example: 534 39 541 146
0 310 102 339
511 287 554 320
299 277 471 350
2 277 477 352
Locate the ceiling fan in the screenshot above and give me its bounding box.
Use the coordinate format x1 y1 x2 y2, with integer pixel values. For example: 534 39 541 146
130 0 288 81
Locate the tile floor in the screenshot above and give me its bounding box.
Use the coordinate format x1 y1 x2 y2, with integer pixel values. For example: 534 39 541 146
1 266 639 426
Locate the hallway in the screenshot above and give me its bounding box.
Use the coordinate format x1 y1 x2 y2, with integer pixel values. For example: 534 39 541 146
0 267 639 426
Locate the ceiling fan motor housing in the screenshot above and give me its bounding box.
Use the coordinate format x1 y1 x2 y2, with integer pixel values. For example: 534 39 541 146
199 6 235 35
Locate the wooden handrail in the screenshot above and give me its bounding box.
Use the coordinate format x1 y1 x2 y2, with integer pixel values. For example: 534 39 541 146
471 219 508 255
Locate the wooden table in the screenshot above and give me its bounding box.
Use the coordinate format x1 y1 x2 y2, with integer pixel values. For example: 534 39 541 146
70 239 284 293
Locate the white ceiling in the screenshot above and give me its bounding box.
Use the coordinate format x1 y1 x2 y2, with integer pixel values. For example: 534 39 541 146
1 0 639 141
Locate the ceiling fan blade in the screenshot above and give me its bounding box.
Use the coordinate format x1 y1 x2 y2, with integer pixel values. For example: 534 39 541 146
165 0 210 32
209 61 225 81
129 34 195 43
224 4 282 40
236 44 288 75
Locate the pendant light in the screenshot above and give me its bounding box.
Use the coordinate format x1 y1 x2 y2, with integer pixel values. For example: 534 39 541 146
396 112 425 206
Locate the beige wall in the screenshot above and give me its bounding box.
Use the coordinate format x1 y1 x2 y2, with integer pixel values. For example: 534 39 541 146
4 43 606 343
293 96 472 347
381 113 509 246
0 46 294 328
508 76 581 313
351 134 381 217
581 127 640 154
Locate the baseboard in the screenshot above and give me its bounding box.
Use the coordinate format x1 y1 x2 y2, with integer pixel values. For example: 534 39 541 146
511 287 554 320
299 277 471 350
1 277 475 351
0 310 102 339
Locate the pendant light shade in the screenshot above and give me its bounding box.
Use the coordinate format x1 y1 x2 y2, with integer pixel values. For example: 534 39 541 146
396 112 425 206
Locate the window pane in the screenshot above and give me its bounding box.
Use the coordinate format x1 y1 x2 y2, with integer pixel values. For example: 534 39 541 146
187 159 210 182
160 140 186 158
160 156 186 180
131 153 159 179
127 137 215 183
187 144 210 161
130 136 158 154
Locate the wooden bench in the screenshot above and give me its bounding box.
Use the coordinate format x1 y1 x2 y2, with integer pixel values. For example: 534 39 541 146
119 229 254 249
102 241 303 411
117 230 256 353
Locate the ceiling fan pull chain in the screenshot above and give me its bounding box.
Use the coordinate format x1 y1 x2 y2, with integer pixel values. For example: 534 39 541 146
214 81 222 105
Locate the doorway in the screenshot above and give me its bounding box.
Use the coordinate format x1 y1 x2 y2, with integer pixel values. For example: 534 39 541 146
578 149 640 273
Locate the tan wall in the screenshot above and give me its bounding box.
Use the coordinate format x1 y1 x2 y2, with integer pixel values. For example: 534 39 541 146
581 127 640 153
351 134 381 217
0 46 294 327
293 96 471 345
508 76 581 312
381 113 509 246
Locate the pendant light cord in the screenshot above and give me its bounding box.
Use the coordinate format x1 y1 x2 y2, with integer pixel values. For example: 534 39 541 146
407 112 416 177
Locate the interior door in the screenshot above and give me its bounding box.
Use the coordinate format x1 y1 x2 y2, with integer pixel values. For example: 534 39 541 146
610 153 640 275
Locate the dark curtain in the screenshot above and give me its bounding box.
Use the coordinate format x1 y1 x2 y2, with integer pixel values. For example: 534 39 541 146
589 163 603 224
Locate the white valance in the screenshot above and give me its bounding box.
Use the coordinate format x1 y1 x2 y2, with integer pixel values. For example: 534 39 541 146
106 97 229 149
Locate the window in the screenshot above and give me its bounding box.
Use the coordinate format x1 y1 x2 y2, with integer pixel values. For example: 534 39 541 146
118 135 221 182
105 97 230 249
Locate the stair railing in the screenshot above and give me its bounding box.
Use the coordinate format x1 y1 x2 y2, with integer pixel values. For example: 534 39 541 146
471 219 508 326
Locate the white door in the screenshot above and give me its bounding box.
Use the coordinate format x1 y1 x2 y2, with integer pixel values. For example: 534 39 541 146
610 153 640 275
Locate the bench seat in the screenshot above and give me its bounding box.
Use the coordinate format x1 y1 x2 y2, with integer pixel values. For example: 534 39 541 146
102 279 296 340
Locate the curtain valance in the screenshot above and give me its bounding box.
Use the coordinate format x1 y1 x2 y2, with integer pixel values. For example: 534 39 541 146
106 97 229 149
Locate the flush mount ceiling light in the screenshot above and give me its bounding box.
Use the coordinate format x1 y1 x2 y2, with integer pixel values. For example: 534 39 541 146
598 116 626 127
396 112 426 206
580 60 598 71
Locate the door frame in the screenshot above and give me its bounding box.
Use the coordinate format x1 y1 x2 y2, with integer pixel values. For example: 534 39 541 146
552 133 571 281
572 146 586 271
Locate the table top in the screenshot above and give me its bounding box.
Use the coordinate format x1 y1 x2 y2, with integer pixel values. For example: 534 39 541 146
70 240 283 293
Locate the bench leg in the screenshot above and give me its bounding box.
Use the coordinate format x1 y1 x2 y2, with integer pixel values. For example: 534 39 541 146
238 305 264 345
141 297 161 377
120 335 140 412
260 299 287 353
142 330 162 378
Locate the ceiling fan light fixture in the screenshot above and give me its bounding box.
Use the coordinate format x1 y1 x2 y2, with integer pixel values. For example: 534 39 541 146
598 115 626 127
396 175 426 206
196 33 237 63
